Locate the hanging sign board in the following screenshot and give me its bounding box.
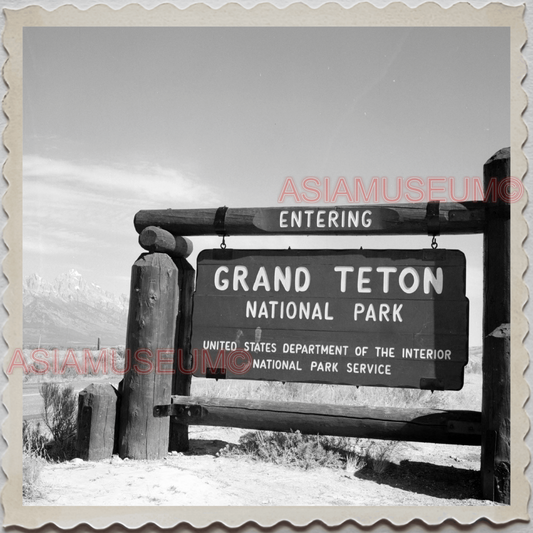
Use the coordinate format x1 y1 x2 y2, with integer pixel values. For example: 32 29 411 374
190 248 469 390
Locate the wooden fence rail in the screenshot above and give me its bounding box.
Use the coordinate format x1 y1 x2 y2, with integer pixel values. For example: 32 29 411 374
155 396 482 447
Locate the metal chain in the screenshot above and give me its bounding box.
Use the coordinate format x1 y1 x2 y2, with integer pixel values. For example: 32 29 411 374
431 235 438 250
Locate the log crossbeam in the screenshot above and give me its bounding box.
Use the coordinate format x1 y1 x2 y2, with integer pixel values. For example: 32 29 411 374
135 201 489 237
154 395 482 446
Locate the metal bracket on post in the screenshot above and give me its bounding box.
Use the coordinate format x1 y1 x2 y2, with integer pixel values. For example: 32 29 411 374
154 404 208 419
215 206 229 248
426 202 440 249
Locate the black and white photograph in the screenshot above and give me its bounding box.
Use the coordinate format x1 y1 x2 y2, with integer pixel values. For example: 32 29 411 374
1 1 530 529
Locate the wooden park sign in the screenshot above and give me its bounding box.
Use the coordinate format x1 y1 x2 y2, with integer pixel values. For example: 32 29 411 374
191 248 469 390
110 148 509 503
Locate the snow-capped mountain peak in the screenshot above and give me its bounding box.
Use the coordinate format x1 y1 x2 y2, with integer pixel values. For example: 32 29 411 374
24 270 128 311
23 271 129 346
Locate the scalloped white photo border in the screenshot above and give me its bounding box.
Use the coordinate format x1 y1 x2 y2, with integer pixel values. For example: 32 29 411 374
1 2 529 529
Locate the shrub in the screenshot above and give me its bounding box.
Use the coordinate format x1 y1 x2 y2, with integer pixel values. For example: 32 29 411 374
23 420 48 457
60 365 79 381
40 382 78 460
343 450 366 474
363 440 400 475
22 450 46 500
110 349 125 373
220 430 364 470
22 386 79 500
113 346 126 359
22 420 48 500
221 430 402 477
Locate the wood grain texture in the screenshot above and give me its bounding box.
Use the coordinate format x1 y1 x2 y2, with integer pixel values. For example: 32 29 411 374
134 202 486 237
139 226 193 258
481 148 511 503
76 383 118 461
158 395 482 446
169 258 195 452
118 253 179 460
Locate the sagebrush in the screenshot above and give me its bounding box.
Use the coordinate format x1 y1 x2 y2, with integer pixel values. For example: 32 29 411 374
220 430 370 471
23 384 79 500
22 420 48 500
40 382 78 460
219 429 402 476
363 440 400 475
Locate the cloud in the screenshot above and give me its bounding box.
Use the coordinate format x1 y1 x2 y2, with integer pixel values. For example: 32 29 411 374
23 155 221 240
23 155 220 208
23 236 77 256
23 155 221 291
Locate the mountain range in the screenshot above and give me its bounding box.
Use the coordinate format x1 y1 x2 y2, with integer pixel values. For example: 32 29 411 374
23 270 129 347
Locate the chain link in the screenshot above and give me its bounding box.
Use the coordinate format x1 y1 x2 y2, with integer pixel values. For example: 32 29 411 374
431 235 438 249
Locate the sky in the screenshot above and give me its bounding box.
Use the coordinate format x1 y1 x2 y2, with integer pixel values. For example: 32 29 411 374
22 27 510 345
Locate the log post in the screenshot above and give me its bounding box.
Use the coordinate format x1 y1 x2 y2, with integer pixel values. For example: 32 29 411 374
76 383 118 461
139 226 193 257
481 147 511 503
169 257 195 452
118 252 179 460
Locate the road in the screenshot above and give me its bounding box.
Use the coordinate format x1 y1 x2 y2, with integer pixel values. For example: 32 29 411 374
23 378 121 421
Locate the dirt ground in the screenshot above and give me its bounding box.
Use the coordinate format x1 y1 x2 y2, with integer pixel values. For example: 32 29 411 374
28 426 498 507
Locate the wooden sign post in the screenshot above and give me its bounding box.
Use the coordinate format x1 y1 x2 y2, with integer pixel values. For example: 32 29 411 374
169 257 195 453
126 148 511 503
481 148 511 503
76 383 118 461
118 253 180 460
